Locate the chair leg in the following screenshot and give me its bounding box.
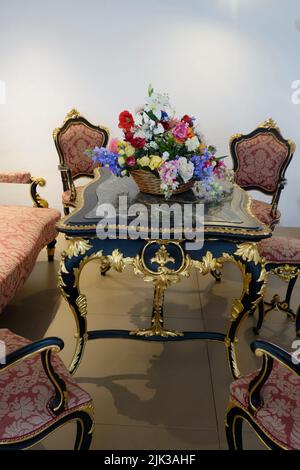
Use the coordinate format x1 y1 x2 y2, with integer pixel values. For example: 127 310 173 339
64 205 70 216
253 300 265 335
226 407 244 450
296 305 300 336
74 412 93 450
47 240 57 262
211 269 222 282
285 275 298 317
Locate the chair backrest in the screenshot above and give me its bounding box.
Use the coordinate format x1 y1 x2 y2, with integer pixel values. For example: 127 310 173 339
230 119 295 195
53 109 109 180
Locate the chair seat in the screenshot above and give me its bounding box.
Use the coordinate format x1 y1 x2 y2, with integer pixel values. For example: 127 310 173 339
258 236 300 263
62 186 84 206
0 329 92 443
230 361 300 449
0 206 61 312
250 199 281 227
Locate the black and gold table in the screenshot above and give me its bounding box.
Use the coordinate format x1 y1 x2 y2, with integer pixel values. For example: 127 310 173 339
56 169 271 378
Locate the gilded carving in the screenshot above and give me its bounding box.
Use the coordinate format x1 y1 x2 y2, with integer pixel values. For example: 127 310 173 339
270 264 300 282
75 294 88 317
192 251 223 275
235 243 261 265
64 239 92 259
30 177 49 208
150 245 175 270
230 299 244 321
259 117 279 131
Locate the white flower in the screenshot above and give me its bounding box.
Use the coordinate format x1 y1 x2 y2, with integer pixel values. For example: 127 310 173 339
153 123 165 135
121 170 128 176
149 141 158 149
134 129 148 140
185 136 200 152
178 157 194 183
144 92 175 121
162 151 170 161
135 105 144 114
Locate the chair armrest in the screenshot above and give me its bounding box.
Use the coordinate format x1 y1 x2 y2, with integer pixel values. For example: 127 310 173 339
0 171 32 184
58 165 77 201
0 337 67 414
0 337 63 369
270 178 287 217
248 340 300 412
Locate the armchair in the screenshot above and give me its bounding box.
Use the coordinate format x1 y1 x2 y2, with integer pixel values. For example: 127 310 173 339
226 339 300 450
53 109 109 215
230 119 296 230
0 172 60 312
0 328 93 449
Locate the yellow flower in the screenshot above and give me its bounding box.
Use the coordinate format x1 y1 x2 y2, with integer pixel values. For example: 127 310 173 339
118 156 126 166
119 149 125 155
138 156 150 167
149 155 163 170
124 144 135 157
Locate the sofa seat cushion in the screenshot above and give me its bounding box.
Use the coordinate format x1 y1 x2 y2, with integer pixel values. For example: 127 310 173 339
258 236 300 263
250 199 281 227
0 329 92 443
230 361 300 450
0 206 61 312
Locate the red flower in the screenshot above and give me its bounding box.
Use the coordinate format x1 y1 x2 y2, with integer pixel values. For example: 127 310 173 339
124 130 145 148
181 114 193 127
131 137 146 148
124 130 134 142
126 156 136 167
118 110 134 131
161 121 170 131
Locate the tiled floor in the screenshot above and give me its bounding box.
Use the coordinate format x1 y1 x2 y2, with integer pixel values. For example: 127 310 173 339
0 226 299 450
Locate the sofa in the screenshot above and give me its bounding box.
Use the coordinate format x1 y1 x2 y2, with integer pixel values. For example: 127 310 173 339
0 172 61 312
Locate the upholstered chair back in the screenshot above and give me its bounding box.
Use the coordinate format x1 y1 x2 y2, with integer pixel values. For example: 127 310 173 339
230 120 295 195
53 109 109 179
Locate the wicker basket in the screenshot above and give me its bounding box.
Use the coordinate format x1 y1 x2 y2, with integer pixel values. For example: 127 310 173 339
131 169 194 196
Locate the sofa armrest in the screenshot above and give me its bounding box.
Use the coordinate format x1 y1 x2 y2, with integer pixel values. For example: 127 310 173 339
30 177 49 208
0 171 32 184
0 172 50 208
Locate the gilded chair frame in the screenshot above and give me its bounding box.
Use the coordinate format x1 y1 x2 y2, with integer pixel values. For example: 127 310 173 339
226 340 300 450
254 260 300 335
230 119 296 226
53 109 109 215
0 336 93 450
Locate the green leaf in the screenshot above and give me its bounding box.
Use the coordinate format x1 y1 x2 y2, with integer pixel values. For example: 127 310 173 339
144 110 158 122
148 84 154 97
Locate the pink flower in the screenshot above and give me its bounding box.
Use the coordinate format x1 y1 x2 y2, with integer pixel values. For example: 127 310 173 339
158 160 180 197
126 156 136 167
172 121 188 142
108 138 119 153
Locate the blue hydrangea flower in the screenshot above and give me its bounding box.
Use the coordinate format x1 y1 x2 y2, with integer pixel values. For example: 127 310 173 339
191 151 214 182
92 147 122 176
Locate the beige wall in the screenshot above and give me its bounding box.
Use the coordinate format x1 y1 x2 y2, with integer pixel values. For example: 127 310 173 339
0 0 299 225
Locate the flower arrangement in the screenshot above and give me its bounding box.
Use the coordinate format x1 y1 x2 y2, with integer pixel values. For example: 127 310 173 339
88 86 226 198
